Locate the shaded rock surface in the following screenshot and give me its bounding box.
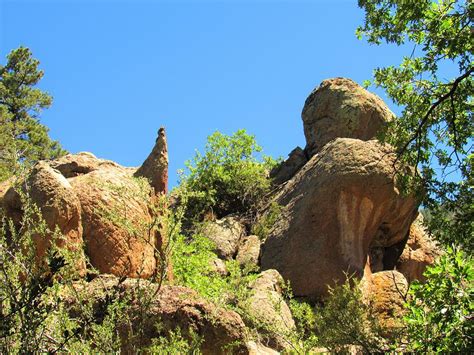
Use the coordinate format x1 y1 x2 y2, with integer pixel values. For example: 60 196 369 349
270 147 307 185
261 138 418 300
396 215 440 283
201 216 246 260
66 275 248 354
302 78 394 157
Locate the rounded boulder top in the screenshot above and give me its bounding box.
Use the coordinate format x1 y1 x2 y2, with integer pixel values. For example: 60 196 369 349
302 77 394 157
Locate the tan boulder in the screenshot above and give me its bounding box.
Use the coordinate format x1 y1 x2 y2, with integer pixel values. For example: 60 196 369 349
69 163 157 278
261 138 418 300
66 275 248 354
397 215 440 283
236 235 261 266
201 216 246 260
3 162 86 274
248 269 295 350
302 78 394 157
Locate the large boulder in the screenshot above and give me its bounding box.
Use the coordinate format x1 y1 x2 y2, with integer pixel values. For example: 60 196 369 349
201 216 246 260
66 275 248 354
261 138 418 300
397 215 440 283
302 78 394 157
49 152 113 178
3 162 86 274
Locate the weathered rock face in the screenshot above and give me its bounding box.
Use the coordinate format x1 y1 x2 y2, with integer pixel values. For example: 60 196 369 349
69 163 157 278
270 146 308 185
302 78 394 157
135 127 169 195
362 270 408 335
248 269 295 350
201 216 246 260
397 215 440 283
3 162 86 274
66 275 248 355
261 138 418 300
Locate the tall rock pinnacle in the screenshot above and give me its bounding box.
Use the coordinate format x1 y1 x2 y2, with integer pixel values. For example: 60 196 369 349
135 127 169 195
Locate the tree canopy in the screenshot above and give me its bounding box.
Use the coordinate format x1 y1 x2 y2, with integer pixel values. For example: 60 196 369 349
0 47 65 182
357 0 473 250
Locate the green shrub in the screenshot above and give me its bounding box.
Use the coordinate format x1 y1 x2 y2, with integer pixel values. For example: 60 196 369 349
314 278 386 353
403 247 473 352
178 129 277 223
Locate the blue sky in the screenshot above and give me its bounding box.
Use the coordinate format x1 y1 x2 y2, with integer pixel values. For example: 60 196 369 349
1 0 410 186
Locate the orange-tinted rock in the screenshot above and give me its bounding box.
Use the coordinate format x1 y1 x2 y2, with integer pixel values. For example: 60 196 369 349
3 162 86 274
362 270 408 335
302 78 394 157
261 138 418 300
69 164 157 278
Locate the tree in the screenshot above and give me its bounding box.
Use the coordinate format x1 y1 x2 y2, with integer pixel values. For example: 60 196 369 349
356 0 473 250
0 47 65 182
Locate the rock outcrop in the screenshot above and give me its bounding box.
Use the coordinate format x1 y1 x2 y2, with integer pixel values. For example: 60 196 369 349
66 275 248 354
302 78 394 157
261 138 417 299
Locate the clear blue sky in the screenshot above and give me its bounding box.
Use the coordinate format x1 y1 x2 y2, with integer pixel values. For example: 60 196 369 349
1 0 409 186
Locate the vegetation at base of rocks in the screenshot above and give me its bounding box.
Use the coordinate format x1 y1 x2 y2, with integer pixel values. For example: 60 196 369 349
403 247 473 353
0 47 66 182
357 0 473 251
313 278 388 353
177 129 279 225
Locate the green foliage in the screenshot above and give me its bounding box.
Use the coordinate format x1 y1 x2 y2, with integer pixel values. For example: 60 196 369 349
357 0 473 250
403 247 473 352
179 129 277 223
314 278 386 353
172 232 257 308
146 328 202 354
0 47 66 182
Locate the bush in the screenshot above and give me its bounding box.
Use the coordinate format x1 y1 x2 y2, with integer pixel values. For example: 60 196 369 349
178 129 277 223
403 247 473 352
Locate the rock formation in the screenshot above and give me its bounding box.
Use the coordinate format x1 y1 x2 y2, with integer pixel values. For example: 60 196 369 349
2 129 169 279
135 127 169 195
200 216 246 260
261 79 419 300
